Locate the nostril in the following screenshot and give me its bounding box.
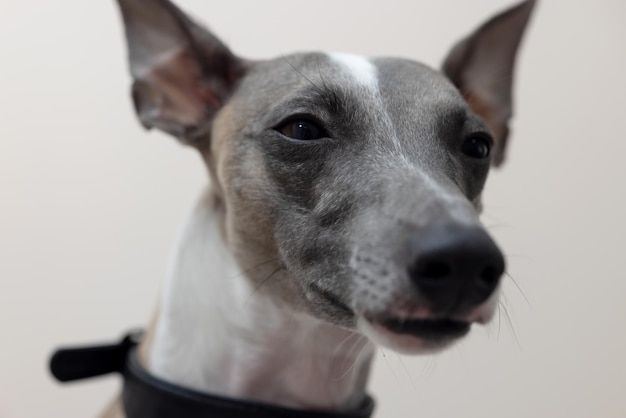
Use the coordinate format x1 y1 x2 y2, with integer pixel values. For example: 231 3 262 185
418 261 451 280
479 265 499 289
407 225 505 311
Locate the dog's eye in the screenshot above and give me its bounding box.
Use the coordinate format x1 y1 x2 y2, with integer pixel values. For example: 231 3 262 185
277 119 325 141
462 134 492 159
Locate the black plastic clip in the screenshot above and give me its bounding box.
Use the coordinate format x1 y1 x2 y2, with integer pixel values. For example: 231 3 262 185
49 330 143 382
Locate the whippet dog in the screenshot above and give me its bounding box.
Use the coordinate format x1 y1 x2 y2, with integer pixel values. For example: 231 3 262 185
55 0 536 416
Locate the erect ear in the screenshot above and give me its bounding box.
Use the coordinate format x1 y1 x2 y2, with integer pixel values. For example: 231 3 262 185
116 0 247 146
443 0 536 167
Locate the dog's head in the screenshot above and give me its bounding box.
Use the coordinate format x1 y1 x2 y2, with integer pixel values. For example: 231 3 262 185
117 0 535 353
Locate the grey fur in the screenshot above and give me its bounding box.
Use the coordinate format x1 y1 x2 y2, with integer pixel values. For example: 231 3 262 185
216 53 495 330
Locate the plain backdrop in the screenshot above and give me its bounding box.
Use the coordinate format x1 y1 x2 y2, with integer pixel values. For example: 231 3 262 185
1 0 625 417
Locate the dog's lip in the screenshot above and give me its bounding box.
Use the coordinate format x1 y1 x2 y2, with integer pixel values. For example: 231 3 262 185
368 316 471 341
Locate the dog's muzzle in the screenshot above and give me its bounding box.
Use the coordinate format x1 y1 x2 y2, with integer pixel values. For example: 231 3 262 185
358 223 505 349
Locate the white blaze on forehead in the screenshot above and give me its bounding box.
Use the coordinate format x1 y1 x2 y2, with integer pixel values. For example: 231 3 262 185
327 52 378 90
327 52 402 153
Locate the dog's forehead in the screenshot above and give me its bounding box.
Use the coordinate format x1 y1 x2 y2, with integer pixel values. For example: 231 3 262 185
239 52 468 129
325 52 462 103
325 52 378 90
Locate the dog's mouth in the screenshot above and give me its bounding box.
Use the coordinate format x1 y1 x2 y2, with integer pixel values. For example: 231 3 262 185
359 315 473 353
379 317 471 340
308 284 471 340
305 283 475 352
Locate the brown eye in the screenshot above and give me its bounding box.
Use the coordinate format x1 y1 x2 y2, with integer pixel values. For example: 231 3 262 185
277 119 325 141
462 134 492 159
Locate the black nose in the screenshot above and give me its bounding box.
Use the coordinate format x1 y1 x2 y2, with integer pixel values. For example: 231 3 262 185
408 224 505 314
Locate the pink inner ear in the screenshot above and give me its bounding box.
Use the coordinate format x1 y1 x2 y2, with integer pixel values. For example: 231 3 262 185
119 0 246 144
441 0 536 168
138 49 221 130
197 85 221 110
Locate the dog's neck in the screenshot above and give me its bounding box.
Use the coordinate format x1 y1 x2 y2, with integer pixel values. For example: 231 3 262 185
144 189 374 411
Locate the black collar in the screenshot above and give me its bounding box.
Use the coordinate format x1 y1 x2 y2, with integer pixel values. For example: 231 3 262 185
50 332 376 418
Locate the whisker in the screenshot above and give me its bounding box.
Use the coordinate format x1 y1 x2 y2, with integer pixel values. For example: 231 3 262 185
330 332 360 372
245 266 283 305
497 300 502 340
506 271 532 309
480 210 508 223
500 301 521 349
418 355 436 379
228 257 279 280
396 354 418 392
281 56 325 94
332 335 369 381
339 334 366 372
379 347 402 386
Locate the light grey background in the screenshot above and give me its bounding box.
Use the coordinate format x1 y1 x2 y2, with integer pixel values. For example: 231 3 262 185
1 0 625 417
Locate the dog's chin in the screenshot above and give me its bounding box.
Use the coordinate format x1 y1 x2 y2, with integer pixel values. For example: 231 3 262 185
357 317 471 354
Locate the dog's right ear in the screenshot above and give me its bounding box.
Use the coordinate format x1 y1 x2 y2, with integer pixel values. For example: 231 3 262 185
116 0 247 146
442 0 536 167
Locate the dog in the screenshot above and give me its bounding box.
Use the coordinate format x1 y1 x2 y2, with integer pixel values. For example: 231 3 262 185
86 0 536 416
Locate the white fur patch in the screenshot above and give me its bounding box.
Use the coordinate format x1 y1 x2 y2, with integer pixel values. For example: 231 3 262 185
327 52 404 155
149 190 374 410
327 52 378 90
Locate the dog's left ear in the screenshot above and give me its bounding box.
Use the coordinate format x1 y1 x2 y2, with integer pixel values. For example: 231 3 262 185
116 0 247 146
443 0 536 167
